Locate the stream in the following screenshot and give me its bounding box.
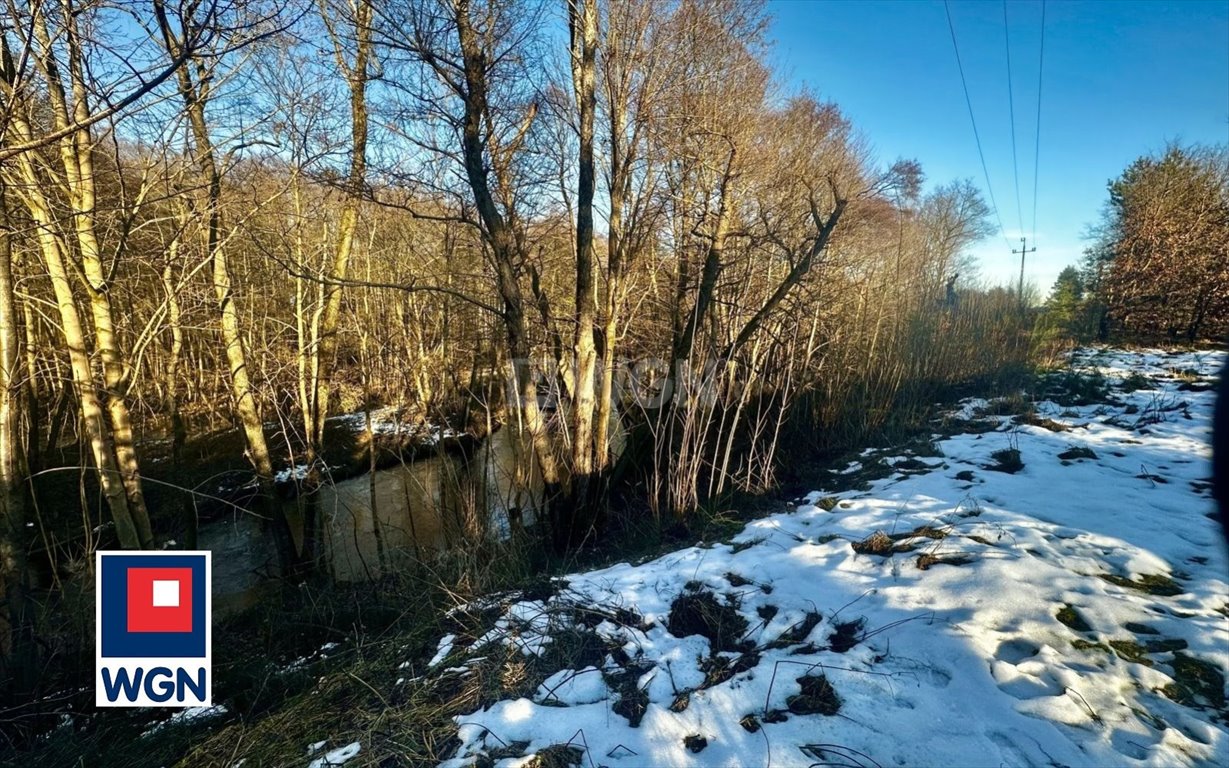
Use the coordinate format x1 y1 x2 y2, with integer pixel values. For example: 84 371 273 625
202 424 621 615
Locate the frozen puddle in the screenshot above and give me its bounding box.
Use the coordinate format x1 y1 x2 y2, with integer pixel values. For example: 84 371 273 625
431 348 1228 767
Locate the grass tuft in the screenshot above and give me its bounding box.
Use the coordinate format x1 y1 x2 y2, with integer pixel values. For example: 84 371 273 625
827 619 865 653
987 448 1025 474
524 744 585 768
1057 446 1097 461
787 674 842 716
667 590 750 653
851 531 895 555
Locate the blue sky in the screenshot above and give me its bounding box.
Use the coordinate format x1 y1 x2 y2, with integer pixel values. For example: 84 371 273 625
769 0 1229 295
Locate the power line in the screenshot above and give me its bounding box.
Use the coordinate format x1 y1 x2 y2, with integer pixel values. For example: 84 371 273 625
1030 0 1047 243
943 0 1011 251
1003 0 1025 238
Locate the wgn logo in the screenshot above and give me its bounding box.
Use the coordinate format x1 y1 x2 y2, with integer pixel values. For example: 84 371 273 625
96 551 211 707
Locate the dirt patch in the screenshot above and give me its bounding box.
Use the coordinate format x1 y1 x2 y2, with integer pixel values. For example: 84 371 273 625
725 572 752 587
1118 372 1159 393
1135 471 1169 484
683 734 708 753
1177 380 1214 392
1145 638 1188 654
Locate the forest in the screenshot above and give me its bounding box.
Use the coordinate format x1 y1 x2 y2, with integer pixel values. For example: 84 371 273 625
0 0 1225 764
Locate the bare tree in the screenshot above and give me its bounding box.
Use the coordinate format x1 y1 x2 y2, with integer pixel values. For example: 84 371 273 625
0 4 154 548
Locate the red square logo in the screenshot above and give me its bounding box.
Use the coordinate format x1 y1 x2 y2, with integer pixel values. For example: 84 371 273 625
126 567 193 633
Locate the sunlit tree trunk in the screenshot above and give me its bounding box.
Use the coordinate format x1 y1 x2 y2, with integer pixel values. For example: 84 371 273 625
1 24 144 547
453 0 562 498
567 0 600 533
3 155 140 547
25 5 154 546
153 0 290 563
310 0 374 456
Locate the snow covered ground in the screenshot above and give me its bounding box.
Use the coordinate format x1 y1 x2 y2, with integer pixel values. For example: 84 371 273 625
426 347 1228 768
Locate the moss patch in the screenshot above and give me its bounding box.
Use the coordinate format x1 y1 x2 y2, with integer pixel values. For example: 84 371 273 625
1145 638 1188 654
1099 572 1184 597
1161 653 1227 712
1072 639 1111 654
1057 604 1092 632
1109 639 1153 666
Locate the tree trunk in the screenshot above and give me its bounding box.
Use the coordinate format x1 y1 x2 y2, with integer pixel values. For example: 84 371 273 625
28 8 154 546
567 0 600 543
153 0 294 567
312 0 373 453
453 0 561 507
6 162 141 547
0 181 36 686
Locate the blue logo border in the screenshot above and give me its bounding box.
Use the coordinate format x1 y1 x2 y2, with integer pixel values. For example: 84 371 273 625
99 553 208 658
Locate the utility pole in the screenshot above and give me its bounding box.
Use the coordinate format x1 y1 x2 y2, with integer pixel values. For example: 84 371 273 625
1012 236 1036 307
